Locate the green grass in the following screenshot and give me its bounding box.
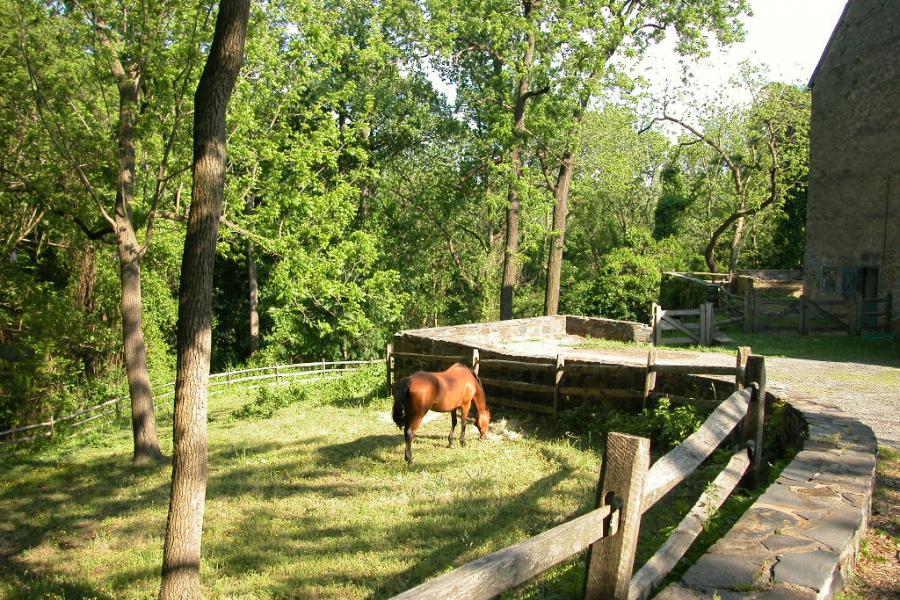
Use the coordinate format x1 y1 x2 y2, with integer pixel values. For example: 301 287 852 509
0 367 793 599
0 372 601 599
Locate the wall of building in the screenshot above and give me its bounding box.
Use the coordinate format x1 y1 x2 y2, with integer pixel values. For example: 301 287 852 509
805 0 900 332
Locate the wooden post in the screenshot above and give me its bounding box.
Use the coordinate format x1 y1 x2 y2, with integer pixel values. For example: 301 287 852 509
743 290 753 332
321 358 326 378
798 294 810 335
734 346 750 390
115 398 122 419
471 348 480 376
274 365 280 384
553 354 564 418
386 343 394 395
652 303 662 345
584 432 651 600
741 355 767 486
752 289 762 333
642 349 657 410
701 302 714 345
848 292 863 335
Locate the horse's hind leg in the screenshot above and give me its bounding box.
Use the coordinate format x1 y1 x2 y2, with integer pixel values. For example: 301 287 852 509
404 425 414 463
448 409 458 447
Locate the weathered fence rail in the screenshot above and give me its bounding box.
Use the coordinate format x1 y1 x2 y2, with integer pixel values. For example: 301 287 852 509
390 355 768 600
0 359 378 446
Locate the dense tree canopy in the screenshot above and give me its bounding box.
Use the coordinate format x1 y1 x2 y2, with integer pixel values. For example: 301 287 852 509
0 0 810 434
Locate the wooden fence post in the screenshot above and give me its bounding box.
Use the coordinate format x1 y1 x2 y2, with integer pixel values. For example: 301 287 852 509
798 294 810 335
386 343 394 395
752 289 762 333
734 346 750 390
274 365 280 384
701 302 714 345
584 432 651 600
741 355 767 486
652 303 662 345
642 349 657 410
471 348 480 376
115 398 122 419
743 290 754 332
321 359 326 378
848 292 863 335
553 354 564 418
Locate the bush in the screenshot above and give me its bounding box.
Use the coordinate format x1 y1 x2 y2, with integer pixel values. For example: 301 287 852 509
558 398 707 452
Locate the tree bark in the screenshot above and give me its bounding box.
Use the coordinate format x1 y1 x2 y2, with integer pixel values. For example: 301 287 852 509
158 0 250 597
113 68 165 464
247 209 259 355
728 215 745 274
544 149 574 315
500 0 537 320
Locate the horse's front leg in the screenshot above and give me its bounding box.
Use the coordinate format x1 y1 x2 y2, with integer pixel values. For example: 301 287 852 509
448 409 458 447
459 401 471 447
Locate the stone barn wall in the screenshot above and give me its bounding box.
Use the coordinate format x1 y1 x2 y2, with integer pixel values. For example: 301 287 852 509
805 0 900 333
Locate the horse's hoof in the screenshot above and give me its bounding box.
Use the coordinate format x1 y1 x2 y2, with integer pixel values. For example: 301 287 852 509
460 440 466 447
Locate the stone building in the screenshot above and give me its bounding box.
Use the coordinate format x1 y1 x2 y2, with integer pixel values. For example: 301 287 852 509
804 0 899 333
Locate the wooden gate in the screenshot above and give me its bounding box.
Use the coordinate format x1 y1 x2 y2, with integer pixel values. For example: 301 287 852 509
652 303 714 346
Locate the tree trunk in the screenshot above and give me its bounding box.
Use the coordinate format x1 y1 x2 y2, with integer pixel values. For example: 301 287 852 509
500 3 536 320
246 199 259 355
728 215 745 274
158 1 249 598
114 69 164 464
544 149 574 315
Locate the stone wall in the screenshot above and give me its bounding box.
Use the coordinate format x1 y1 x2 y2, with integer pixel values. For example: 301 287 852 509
564 315 653 342
805 0 900 333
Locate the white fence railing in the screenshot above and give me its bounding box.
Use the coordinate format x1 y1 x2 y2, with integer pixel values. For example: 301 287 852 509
0 359 379 446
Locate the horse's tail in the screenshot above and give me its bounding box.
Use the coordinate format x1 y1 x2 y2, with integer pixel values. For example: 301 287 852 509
392 377 411 429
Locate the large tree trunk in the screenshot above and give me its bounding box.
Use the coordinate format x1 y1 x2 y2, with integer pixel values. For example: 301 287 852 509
544 149 574 315
158 1 249 598
500 2 537 320
114 71 164 464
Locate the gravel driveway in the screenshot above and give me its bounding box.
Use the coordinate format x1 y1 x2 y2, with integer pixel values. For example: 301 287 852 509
766 357 899 449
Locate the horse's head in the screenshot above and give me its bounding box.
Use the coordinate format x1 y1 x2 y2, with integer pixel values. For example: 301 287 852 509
476 405 491 438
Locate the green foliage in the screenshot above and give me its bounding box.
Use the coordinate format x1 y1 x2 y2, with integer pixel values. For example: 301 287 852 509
558 398 708 453
563 229 695 323
230 364 384 420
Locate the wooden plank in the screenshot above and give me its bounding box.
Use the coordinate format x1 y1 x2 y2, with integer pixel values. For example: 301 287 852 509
735 346 750 390
478 358 555 370
389 505 613 600
629 449 751 600
553 355 564 417
391 351 470 362
653 364 741 376
560 363 639 373
584 433 651 600
559 387 642 401
485 396 554 414
479 377 555 394
660 315 702 343
640 388 751 513
0 419 54 437
386 342 393 394
0 430 52 445
660 308 702 317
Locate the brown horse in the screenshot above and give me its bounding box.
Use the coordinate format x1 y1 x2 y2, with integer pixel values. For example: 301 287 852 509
391 363 491 464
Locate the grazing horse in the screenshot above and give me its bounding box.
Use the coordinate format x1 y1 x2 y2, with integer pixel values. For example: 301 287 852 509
391 363 491 464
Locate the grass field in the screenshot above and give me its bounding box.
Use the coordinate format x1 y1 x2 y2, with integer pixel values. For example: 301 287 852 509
0 366 791 599
0 371 604 599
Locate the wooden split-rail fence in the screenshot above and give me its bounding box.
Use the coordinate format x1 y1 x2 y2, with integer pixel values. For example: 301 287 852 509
389 353 768 600
387 344 751 415
0 359 379 446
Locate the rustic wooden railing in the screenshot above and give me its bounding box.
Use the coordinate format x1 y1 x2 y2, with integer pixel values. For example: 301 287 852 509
388 344 751 415
0 359 378 446
389 355 768 600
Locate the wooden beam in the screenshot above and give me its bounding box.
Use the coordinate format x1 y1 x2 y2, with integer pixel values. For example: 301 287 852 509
388 505 613 600
629 449 751 600
640 388 751 513
584 433 651 600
